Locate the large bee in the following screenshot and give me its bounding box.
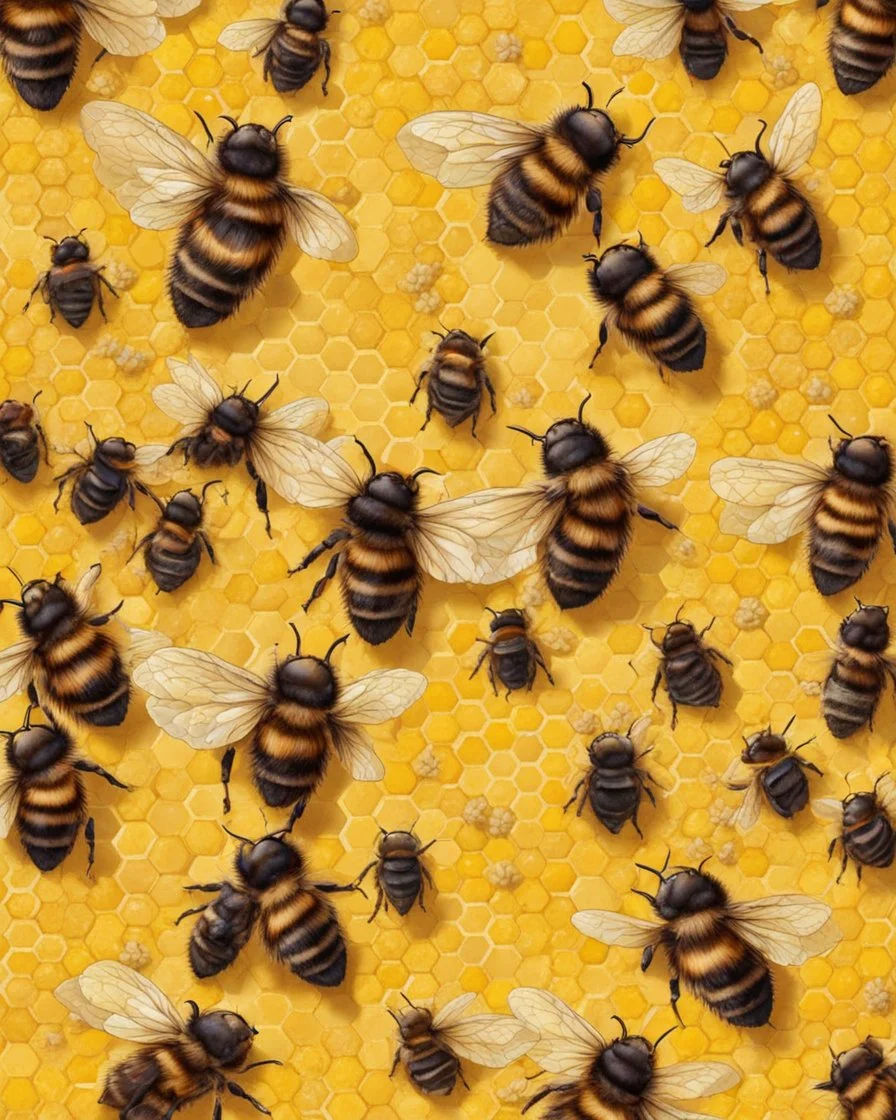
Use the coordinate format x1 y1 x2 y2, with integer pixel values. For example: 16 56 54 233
816 1038 896 1118
470 607 554 697
176 825 362 986
354 826 436 921
411 328 497 435
55 961 280 1118
152 354 329 537
818 0 896 93
585 238 726 374
724 716 821 829
711 420 896 597
814 774 896 882
573 854 839 1027
508 988 741 1120
389 991 535 1096
133 625 425 818
80 102 357 329
135 482 223 594
646 611 731 729
54 426 164 526
0 704 127 874
24 232 118 328
822 603 896 739
219 1 335 96
398 82 654 247
0 394 49 483
656 83 822 293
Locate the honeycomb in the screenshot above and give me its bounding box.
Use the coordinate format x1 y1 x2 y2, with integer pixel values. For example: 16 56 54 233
0 0 893 1118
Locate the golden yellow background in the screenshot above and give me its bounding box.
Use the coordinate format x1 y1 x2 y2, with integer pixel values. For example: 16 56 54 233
0 0 894 1117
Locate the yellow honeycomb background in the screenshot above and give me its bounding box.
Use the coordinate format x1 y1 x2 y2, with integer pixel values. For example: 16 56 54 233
1 0 894 1117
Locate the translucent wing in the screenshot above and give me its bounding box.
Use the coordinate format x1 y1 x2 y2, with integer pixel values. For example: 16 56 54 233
288 440 364 509
629 714 654 752
666 262 727 296
124 626 172 669
154 355 223 431
710 458 827 544
413 499 509 584
605 0 684 18
328 726 384 782
80 102 218 231
0 639 34 703
728 774 763 832
71 564 102 613
727 894 839 965
54 961 186 1043
811 797 844 822
397 112 544 188
722 0 791 10
612 7 686 60
77 0 164 56
572 909 661 947
654 159 726 213
768 83 822 178
0 775 20 840
644 1101 732 1120
132 443 172 470
248 398 331 503
284 188 359 263
507 988 603 1077
650 1061 742 1101
436 1012 536 1067
621 434 696 488
133 649 270 750
876 774 896 820
218 17 282 53
154 0 201 13
432 992 477 1028
332 670 427 725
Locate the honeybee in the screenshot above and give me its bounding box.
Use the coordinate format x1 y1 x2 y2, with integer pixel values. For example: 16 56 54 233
0 704 128 874
389 991 535 1096
656 83 822 292
822 603 896 739
508 988 741 1119
816 1038 896 1117
219 1 335 96
813 774 896 882
398 82 654 247
80 101 357 328
55 961 280 1118
411 328 497 435
153 354 329 537
133 625 426 818
54 427 164 526
135 482 224 594
354 826 436 921
470 607 554 697
724 716 821 829
0 394 49 483
177 825 362 986
24 232 118 328
585 238 726 374
819 0 896 93
572 853 839 1026
646 611 731 729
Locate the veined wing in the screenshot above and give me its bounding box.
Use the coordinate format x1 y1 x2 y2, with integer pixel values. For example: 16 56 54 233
727 771 763 832
612 6 685 60
432 994 535 1067
654 158 725 213
621 433 696 488
248 397 331 503
413 497 508 584
284 188 359 263
812 797 844 822
77 0 164 56
0 640 35 704
71 564 102 613
155 0 201 13
666 262 727 296
710 458 827 544
629 714 654 751
768 82 822 178
329 670 426 780
0 772 20 841
154 355 223 431
572 909 661 947
875 774 896 821
397 112 544 188
727 894 839 965
507 988 603 1076
289 439 364 509
55 961 186 1043
649 1060 741 1101
218 18 282 54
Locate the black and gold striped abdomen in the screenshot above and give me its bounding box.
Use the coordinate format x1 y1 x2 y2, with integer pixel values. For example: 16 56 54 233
341 534 419 645
146 521 201 593
428 350 484 427
828 0 896 93
0 1 80 111
617 272 707 372
680 6 728 80
540 1078 631 1120
487 136 590 247
17 765 84 871
808 476 887 595
251 701 332 812
743 174 821 271
401 1035 460 1096
259 883 347 986
840 1069 896 1119
267 25 324 92
35 622 130 727
844 813 896 868
48 263 98 328
101 1043 214 1118
380 850 423 915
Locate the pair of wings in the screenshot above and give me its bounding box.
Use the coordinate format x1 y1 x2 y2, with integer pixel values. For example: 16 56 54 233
79 102 358 263
420 992 536 1067
56 961 187 1044
398 112 547 189
814 774 896 826
656 83 822 213
154 355 330 505
74 0 198 57
132 647 426 781
508 988 739 1120
722 755 777 832
709 455 835 543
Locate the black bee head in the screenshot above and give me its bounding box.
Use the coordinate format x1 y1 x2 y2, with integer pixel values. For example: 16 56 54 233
378 828 419 856
190 1009 256 1067
94 436 136 470
723 149 771 195
6 717 70 773
840 604 890 653
218 119 289 178
284 0 329 30
485 607 526 633
842 791 879 827
659 619 698 652
637 856 727 919
681 0 714 10
588 732 635 769
586 242 653 302
561 84 653 170
0 399 30 430
833 434 892 486
14 578 75 635
510 396 608 477
390 998 433 1039
163 490 204 530
365 471 417 511
236 833 303 889
51 235 90 266
212 394 260 437
816 1039 884 1092
595 1025 655 1097
741 728 788 765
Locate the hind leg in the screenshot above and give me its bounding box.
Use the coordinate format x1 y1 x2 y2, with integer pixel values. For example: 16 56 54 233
589 319 609 368
637 503 677 531
757 248 770 295
245 459 271 537
302 553 340 612
220 746 236 814
85 818 96 878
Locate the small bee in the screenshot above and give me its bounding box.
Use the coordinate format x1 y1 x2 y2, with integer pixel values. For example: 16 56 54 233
657 83 822 292
0 393 49 483
470 608 554 697
816 1038 896 1118
398 82 654 247
55 961 280 1119
573 852 839 1026
54 426 164 526
411 328 497 435
389 991 535 1096
177 825 362 986
0 704 128 874
564 714 659 837
24 232 118 328
819 0 896 93
724 716 821 829
814 774 896 882
354 827 436 921
508 989 741 1120
81 102 357 329
219 1 335 96
134 481 224 594
134 625 425 817
585 238 726 374
822 603 896 739
646 610 731 729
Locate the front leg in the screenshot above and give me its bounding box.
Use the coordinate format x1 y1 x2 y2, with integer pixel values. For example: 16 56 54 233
319 38 332 96
84 817 96 877
705 210 730 248
669 976 683 1024
226 1082 271 1115
637 504 678 531
316 880 367 897
589 318 609 368
128 532 155 564
757 247 770 295
303 551 341 613
74 758 129 790
88 600 124 627
220 745 236 814
175 904 209 925
586 184 603 243
289 528 350 576
184 882 225 893
522 1082 579 1114
724 13 762 50
245 458 271 537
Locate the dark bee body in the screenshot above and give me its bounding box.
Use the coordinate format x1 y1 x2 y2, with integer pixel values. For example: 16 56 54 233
411 329 497 435
649 615 730 729
823 604 895 739
355 828 435 920
135 484 219 593
0 0 80 111
263 0 332 94
728 717 821 821
816 1039 896 1119
25 233 118 327
565 727 658 837
54 432 154 525
180 881 259 979
676 0 763 79
470 608 554 697
0 395 48 483
391 1003 462 1096
827 780 896 882
821 0 896 93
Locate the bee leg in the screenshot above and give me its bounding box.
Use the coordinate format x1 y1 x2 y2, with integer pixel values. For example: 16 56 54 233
74 758 130 790
650 667 662 703
120 1080 155 1119
669 977 684 1024
389 1050 401 1077
200 532 216 564
642 779 657 808
522 1083 578 1113
84 818 96 878
87 600 124 627
127 532 154 564
707 647 734 667
289 528 350 576
240 1061 284 1073
459 1068 471 1091
637 504 678 531
220 746 236 814
723 14 762 50
887 519 896 554
409 368 428 406
563 779 586 816
483 372 498 416
212 1099 223 1120
585 185 603 244
35 420 51 465
184 882 225 892
245 459 271 537
52 467 79 511
174 903 209 925
631 811 644 839
367 885 385 923
533 646 555 685
406 596 418 637
320 38 332 96
757 248 770 295
487 658 499 698
704 211 730 248
589 320 609 368
227 1084 272 1117
23 274 47 313
469 641 491 681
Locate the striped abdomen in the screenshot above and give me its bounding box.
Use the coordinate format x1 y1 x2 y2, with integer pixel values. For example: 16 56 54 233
17 765 84 870
536 1082 608 1120
146 522 201 592
823 651 884 738
0 1 80 111
839 1070 896 1118
71 462 128 524
259 882 347 986
188 883 258 978
663 646 722 709
35 622 130 727
380 850 423 915
808 477 886 595
844 813 895 868
101 1043 214 1118
742 174 821 271
615 272 707 372
251 701 331 812
587 768 641 834
341 534 419 644
491 630 536 692
761 757 809 818
428 351 485 428
169 178 287 328
0 429 39 482
680 6 728 79
266 25 323 92
401 1036 459 1096
49 264 97 327
181 427 247 468
828 0 896 93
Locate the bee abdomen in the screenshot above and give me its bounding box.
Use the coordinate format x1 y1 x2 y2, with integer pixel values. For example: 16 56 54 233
674 926 773 1026
262 890 347 986
665 650 723 708
39 626 130 727
427 359 482 427
823 659 882 738
545 500 632 609
188 883 258 979
587 771 640 833
809 484 883 595
405 1043 460 1095
1 430 39 482
51 271 96 328
18 772 85 870
100 1051 165 1111
493 641 535 692
487 147 581 247
762 757 809 818
145 527 201 593
847 815 896 867
342 542 419 645
680 14 728 79
829 0 896 93
754 180 821 270
251 710 330 810
268 26 323 92
381 855 423 914
0 2 80 111
71 464 128 524
622 288 707 372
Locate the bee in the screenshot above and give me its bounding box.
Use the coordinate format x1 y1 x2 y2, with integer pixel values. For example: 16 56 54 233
176 824 363 986
564 714 659 837
134 481 224 594
470 607 554 698
398 82 654 247
24 232 118 328
354 826 436 921
80 102 357 329
656 83 822 293
134 624 426 818
818 0 896 93
152 354 329 537
822 603 896 739
813 774 896 882
219 1 335 96
55 961 280 1118
54 426 164 526
724 716 821 829
389 991 535 1096
584 238 726 374
816 1038 896 1117
0 704 128 874
0 393 49 483
411 328 497 435
646 611 731 729
573 852 839 1026
508 988 741 1119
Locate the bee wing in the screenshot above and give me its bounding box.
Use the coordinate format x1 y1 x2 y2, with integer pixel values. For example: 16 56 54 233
123 626 172 670
811 797 844 822
431 992 478 1028
654 158 726 214
571 909 662 947
218 17 282 52
721 0 792 9
436 1012 537 1067
620 433 697 489
629 714 654 751
649 1061 742 1102
397 112 544 188
70 563 103 613
332 670 427 725
665 262 727 297
80 102 218 231
54 961 186 1043
131 444 173 473
729 774 763 832
875 774 896 820
283 187 359 263
0 772 20 840
768 82 822 178
154 0 201 13
154 355 224 432
507 988 604 1077
412 498 511 585
289 439 365 509
726 894 839 965
247 398 331 503
610 6 686 60
710 458 827 543
133 649 270 749
76 0 165 56
0 640 35 704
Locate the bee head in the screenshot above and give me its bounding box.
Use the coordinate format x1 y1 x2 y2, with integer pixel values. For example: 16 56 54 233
235 830 304 889
588 732 635 769
840 603 890 653
275 626 344 708
389 996 433 1038
585 240 653 301
94 435 137 469
190 1008 256 1067
832 429 892 487
816 1039 884 1092
509 395 609 477
48 232 90 266
842 790 881 827
0 399 31 429
561 84 653 170
596 1020 660 1096
635 854 727 919
8 576 75 635
741 726 789 765
217 117 291 178
5 709 70 773
723 144 771 195
681 0 714 11
485 606 526 633
654 616 698 653
284 0 329 30
162 489 204 530
377 828 420 856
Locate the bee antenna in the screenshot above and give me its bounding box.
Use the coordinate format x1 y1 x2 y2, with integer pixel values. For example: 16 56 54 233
782 714 796 736
874 772 889 793
271 115 293 136
485 606 499 618
6 567 23 587
43 235 59 245
410 466 440 482
84 421 97 446
199 479 223 505
218 114 240 133
605 85 624 107
387 1007 402 1025
828 414 852 438
479 331 496 349
349 436 377 477
653 1025 677 1048
23 703 34 730
610 1015 628 1038
674 604 684 622
582 82 594 110
400 993 417 1009
577 393 592 423
194 111 216 147
289 622 302 656
324 633 350 662
635 861 666 883
507 425 544 443
632 888 656 905
76 227 88 239
754 119 768 154
0 598 24 609
223 825 255 845
621 118 655 147
185 1000 201 1022
697 855 711 873
254 376 279 407
714 134 731 158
